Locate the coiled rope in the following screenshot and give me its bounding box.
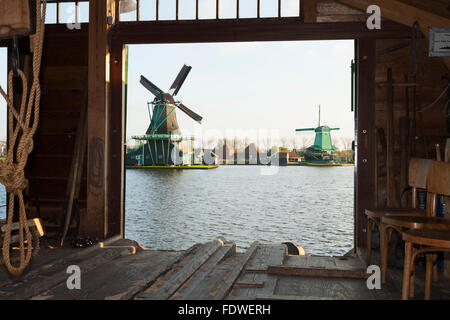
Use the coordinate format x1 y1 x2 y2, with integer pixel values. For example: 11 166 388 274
0 0 46 276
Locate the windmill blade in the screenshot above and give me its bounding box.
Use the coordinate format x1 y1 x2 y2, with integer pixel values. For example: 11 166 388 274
140 75 163 97
169 65 192 96
178 103 203 124
296 128 316 132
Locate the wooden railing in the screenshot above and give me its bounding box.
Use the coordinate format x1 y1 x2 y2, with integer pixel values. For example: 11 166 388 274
45 0 315 24
127 0 304 22
45 0 89 24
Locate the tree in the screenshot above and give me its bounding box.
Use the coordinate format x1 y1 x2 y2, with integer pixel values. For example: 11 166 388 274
340 137 353 151
301 136 313 150
280 137 288 149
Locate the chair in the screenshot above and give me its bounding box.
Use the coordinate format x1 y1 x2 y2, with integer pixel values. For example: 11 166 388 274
380 160 450 294
365 158 430 266
401 230 450 300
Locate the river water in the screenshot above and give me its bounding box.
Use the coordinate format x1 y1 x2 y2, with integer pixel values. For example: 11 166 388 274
125 165 354 256
0 165 354 255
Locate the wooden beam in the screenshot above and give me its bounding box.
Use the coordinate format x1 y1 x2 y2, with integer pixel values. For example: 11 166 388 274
110 20 410 45
302 0 317 23
266 266 369 279
107 42 125 237
82 0 109 238
355 38 376 248
335 0 450 69
386 68 399 207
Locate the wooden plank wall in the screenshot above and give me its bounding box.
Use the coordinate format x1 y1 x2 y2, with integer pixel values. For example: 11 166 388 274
25 26 89 234
374 38 449 209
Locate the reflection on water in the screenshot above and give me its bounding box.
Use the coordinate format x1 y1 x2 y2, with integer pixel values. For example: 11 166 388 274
125 165 354 255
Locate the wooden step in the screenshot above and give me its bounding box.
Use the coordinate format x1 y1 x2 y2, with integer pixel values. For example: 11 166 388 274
137 238 224 300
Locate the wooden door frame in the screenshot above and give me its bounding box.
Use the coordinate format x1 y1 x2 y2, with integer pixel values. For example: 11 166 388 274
106 19 410 248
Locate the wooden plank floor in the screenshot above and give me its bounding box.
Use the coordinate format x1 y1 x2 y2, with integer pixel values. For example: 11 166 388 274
1 237 449 300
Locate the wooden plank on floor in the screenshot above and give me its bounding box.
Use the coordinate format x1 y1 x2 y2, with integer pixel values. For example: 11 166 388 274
278 256 365 271
275 274 375 299
235 272 265 288
178 254 241 300
213 241 259 300
174 243 236 300
30 244 202 300
245 244 286 272
306 255 336 269
138 239 223 300
2 243 136 299
266 266 369 279
117 245 201 300
30 250 183 300
228 244 286 299
333 256 366 270
284 255 308 268
0 236 122 289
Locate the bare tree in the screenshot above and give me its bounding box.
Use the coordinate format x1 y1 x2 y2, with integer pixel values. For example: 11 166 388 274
280 137 288 149
301 136 313 150
289 135 298 151
340 137 353 151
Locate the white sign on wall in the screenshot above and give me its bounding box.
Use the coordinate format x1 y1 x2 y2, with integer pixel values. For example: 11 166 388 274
429 28 450 57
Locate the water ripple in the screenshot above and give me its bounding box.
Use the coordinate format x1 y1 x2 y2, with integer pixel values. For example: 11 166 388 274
125 165 354 255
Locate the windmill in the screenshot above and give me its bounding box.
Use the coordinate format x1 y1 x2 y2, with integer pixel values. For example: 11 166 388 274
126 65 203 166
295 105 340 162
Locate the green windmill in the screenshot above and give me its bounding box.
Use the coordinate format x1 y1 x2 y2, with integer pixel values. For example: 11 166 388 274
296 105 340 162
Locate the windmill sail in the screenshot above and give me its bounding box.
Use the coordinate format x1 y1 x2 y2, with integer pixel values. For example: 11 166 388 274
139 65 203 134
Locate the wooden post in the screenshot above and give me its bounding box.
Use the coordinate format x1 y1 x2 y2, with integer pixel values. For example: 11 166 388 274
355 39 376 249
81 0 110 239
386 68 399 207
108 42 125 238
136 0 140 21
196 0 199 20
301 0 317 23
399 117 408 207
216 0 219 20
257 0 260 18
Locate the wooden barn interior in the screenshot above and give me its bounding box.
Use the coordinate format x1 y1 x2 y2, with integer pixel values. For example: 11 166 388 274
0 0 450 300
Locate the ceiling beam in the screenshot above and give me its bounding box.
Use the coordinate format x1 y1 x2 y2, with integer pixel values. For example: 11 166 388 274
109 19 410 45
335 0 450 69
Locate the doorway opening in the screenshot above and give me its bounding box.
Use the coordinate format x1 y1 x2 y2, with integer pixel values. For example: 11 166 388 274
124 40 355 255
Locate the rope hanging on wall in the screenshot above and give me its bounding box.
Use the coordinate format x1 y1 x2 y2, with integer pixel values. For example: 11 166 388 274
0 0 46 276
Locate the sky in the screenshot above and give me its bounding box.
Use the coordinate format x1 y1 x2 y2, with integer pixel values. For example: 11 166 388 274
126 40 355 149
0 0 355 149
